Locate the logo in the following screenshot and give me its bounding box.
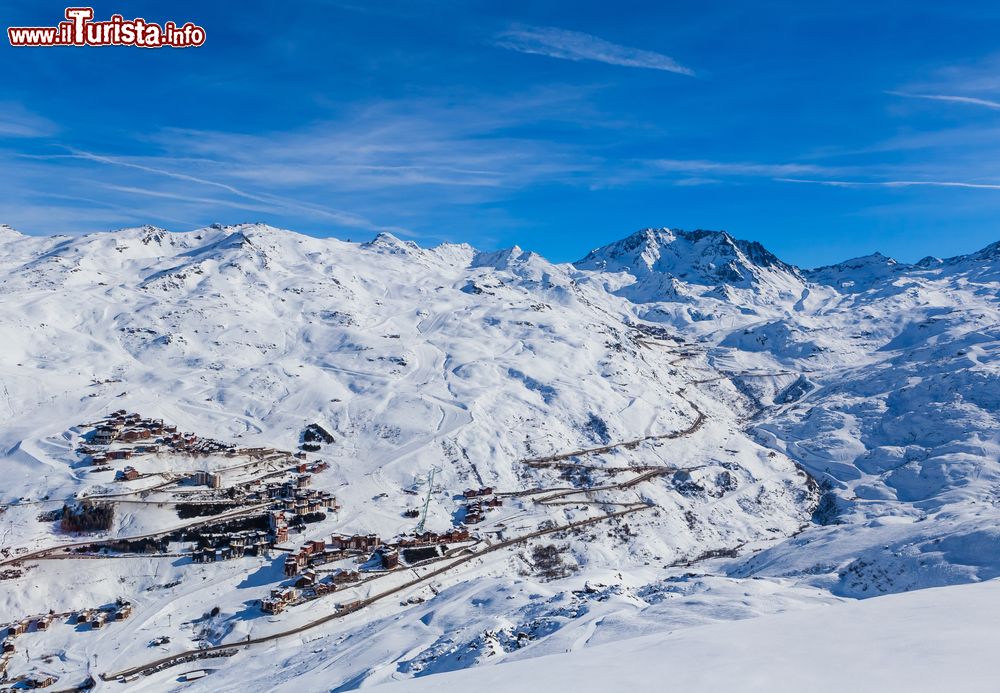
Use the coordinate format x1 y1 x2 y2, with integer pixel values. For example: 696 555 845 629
8 7 206 48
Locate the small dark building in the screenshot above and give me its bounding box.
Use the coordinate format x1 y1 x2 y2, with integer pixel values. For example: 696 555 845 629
376 547 399 570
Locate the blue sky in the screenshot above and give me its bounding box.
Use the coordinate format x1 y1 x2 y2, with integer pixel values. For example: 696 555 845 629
4 1 1000 266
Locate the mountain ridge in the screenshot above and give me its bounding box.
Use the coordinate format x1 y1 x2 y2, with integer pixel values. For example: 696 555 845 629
5 221 1000 279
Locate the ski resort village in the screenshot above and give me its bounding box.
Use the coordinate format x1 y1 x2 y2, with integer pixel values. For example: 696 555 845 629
1 224 999 691
0 370 739 690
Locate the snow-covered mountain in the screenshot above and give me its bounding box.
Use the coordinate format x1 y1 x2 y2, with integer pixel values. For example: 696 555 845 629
1 223 998 690
575 227 804 304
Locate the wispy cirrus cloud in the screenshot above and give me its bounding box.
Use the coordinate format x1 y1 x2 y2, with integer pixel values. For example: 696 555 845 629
887 90 1000 110
648 159 1000 194
0 89 611 239
888 55 1000 112
138 93 602 199
780 177 1000 190
33 149 390 231
0 102 58 138
651 159 832 177
495 25 693 75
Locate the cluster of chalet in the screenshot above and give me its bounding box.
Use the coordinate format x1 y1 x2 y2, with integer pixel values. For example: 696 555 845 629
243 465 337 517
4 613 56 649
263 522 478 616
74 599 133 629
166 432 235 455
186 459 332 510
462 487 502 524
328 533 382 552
261 586 299 615
2 599 133 666
296 567 360 589
12 672 58 689
188 511 291 563
263 567 360 614
272 483 337 517
282 528 474 579
284 534 380 577
89 411 172 443
192 530 272 563
80 410 236 481
395 527 471 547
283 538 330 576
80 411 177 464
299 461 330 474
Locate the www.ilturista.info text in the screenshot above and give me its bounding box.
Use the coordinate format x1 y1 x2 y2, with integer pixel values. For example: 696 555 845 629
8 7 206 48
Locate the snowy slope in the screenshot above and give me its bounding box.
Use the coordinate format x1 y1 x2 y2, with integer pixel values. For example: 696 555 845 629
369 578 1000 693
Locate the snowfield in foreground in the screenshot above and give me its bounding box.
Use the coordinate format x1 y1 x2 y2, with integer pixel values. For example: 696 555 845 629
0 222 998 690
371 579 1000 693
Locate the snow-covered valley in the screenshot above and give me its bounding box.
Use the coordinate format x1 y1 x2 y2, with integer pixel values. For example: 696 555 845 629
0 223 998 691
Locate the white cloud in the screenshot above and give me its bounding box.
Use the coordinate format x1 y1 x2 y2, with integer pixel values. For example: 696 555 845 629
0 90 611 237
0 103 58 138
888 91 1000 110
652 159 831 177
495 25 693 75
61 149 390 231
645 158 1000 193
780 178 1000 190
